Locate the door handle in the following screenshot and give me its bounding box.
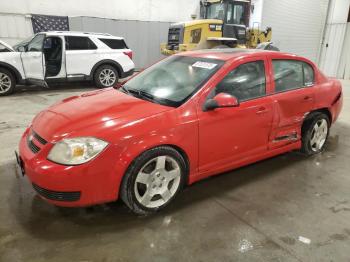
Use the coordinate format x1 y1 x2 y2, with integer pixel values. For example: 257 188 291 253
256 106 269 114
303 96 313 102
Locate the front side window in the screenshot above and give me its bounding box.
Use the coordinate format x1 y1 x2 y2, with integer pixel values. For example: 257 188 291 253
27 34 45 52
123 56 224 107
211 61 266 102
206 3 226 20
273 60 315 92
227 3 245 24
65 36 97 50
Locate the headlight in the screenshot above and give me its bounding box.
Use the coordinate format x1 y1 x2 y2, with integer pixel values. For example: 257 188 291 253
47 137 109 165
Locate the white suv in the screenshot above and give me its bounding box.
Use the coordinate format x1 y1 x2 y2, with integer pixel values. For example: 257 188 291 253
0 31 135 96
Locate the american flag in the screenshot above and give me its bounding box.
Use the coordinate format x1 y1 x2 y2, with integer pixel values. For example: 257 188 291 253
31 14 69 33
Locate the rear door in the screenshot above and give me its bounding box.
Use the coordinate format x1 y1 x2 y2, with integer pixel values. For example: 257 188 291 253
65 36 98 79
21 34 46 85
268 58 316 149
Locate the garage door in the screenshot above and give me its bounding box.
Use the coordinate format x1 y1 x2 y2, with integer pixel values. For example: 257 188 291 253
261 0 329 63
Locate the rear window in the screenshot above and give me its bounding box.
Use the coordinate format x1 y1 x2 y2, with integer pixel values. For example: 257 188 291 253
98 38 128 49
65 36 97 50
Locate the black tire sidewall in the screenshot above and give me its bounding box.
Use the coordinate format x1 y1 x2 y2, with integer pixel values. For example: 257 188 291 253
302 112 330 155
0 68 16 96
121 146 187 215
93 65 119 88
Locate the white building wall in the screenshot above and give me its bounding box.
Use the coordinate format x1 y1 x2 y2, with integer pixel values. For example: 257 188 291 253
260 0 329 63
0 0 199 23
249 0 264 28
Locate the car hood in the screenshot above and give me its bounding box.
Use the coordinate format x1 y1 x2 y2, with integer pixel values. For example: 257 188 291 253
32 88 172 142
0 40 14 52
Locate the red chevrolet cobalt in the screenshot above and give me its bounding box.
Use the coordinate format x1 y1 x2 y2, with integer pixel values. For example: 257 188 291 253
16 49 343 215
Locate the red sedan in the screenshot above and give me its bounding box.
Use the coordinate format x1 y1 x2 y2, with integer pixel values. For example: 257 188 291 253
17 49 343 215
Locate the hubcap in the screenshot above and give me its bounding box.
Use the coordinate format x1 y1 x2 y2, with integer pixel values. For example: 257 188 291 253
99 69 116 87
0 73 11 93
310 119 328 152
134 155 181 208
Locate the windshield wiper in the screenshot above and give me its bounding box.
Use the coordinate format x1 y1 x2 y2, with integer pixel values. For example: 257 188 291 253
119 86 162 104
126 88 157 103
119 85 129 94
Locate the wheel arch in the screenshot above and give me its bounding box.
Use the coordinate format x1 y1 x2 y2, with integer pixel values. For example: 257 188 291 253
118 143 191 197
0 62 23 84
90 60 123 79
309 108 332 123
302 108 332 134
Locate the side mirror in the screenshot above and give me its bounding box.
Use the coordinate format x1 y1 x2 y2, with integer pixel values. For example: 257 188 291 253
203 92 239 112
17 46 26 52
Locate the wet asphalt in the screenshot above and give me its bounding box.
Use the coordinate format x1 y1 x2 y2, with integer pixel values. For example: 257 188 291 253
0 81 349 262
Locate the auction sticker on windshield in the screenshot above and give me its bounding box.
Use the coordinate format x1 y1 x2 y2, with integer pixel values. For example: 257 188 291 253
192 61 217 70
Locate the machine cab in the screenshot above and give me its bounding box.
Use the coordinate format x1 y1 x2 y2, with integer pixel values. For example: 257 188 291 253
200 0 250 44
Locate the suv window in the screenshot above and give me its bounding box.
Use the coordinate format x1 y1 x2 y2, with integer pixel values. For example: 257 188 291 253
65 36 97 50
27 34 45 52
212 60 266 102
273 60 315 92
98 38 128 49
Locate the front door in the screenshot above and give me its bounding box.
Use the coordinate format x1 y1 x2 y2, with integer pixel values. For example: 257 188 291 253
21 34 46 85
197 58 273 173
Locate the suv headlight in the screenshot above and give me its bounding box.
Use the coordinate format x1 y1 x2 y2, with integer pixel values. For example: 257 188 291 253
47 137 109 165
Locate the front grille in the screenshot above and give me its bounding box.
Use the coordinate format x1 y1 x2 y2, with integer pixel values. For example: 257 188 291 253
27 138 40 154
33 131 47 145
27 130 48 154
32 183 81 202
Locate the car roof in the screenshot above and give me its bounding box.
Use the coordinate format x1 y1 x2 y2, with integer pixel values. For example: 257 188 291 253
44 31 125 40
177 48 308 62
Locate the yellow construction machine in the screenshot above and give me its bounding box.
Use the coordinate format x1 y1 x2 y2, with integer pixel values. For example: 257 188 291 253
161 0 275 55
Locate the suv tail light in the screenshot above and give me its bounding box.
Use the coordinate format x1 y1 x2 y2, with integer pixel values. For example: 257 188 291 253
123 50 133 60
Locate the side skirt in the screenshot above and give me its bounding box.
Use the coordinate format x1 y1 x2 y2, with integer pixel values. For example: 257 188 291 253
188 141 301 184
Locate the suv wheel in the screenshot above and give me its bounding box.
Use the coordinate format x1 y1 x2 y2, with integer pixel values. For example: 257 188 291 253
120 146 187 215
0 68 15 96
94 65 119 88
301 112 330 155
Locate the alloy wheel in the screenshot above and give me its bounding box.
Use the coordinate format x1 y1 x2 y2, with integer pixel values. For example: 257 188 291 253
310 119 328 152
134 155 181 208
0 73 11 94
99 69 117 87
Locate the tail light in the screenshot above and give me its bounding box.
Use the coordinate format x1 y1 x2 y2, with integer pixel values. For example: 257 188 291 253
123 50 133 60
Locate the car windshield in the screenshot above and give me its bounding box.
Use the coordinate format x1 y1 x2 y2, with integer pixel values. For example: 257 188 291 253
13 36 33 50
0 43 10 52
122 55 224 107
206 3 226 20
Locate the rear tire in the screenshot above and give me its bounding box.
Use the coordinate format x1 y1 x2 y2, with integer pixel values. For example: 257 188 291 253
0 68 16 96
301 112 330 155
93 65 119 88
120 146 187 215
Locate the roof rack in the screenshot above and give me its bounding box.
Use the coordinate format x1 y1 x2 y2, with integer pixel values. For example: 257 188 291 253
48 31 112 36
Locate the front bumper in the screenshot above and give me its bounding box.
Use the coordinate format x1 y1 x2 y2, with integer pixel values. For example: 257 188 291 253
18 128 124 207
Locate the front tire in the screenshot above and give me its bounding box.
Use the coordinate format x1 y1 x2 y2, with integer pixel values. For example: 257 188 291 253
120 146 187 215
93 65 119 88
0 68 16 96
301 112 330 155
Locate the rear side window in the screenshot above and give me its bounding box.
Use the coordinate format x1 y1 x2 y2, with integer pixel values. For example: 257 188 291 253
65 36 97 50
273 60 315 92
98 38 128 49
